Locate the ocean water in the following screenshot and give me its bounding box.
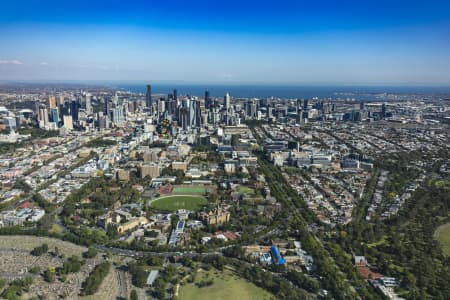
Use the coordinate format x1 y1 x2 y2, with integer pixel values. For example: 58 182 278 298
114 83 450 99
2 81 449 100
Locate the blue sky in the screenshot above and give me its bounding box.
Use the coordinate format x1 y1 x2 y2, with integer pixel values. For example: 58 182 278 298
0 0 450 85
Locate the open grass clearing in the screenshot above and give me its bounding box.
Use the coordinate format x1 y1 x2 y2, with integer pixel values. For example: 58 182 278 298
434 222 450 256
236 185 255 195
0 235 86 256
151 195 207 212
173 186 207 194
179 268 273 300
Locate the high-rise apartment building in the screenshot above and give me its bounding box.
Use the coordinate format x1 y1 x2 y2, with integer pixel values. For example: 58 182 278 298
47 96 56 109
146 84 152 108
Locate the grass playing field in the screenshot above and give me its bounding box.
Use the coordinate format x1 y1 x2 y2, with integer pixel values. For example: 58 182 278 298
173 187 207 194
434 222 450 257
179 269 273 300
236 185 255 195
151 195 207 211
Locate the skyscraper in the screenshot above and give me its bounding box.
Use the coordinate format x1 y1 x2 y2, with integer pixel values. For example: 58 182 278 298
381 103 386 118
111 107 124 126
303 99 309 110
296 99 303 114
146 84 152 108
51 107 59 127
189 99 197 128
47 96 56 109
38 105 49 128
173 89 178 101
85 93 92 114
71 100 79 122
224 92 230 112
63 115 73 130
205 90 214 110
104 97 109 115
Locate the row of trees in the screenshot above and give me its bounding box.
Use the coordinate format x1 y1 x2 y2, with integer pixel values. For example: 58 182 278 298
80 261 110 296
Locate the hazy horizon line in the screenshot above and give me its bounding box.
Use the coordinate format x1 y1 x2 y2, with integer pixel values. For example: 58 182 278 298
1 79 450 88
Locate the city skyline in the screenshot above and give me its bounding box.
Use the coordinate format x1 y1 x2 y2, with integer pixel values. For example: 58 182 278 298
1 0 450 85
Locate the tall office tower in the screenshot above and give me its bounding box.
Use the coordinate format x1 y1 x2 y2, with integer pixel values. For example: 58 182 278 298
213 98 220 110
224 92 231 112
63 115 73 130
47 96 56 109
111 107 124 126
158 99 166 117
173 89 178 101
104 98 109 115
267 107 273 119
189 99 197 128
260 98 268 108
173 99 178 117
98 114 110 129
205 90 212 110
85 94 92 114
296 99 303 114
303 99 309 110
38 105 49 127
51 107 59 126
297 109 304 124
251 100 257 119
360 101 365 111
56 95 65 107
146 84 152 108
323 102 331 114
128 101 135 114
202 112 208 126
381 103 386 118
195 100 202 127
179 106 189 130
61 101 70 116
71 100 79 122
246 99 257 119
113 93 119 106
246 100 252 118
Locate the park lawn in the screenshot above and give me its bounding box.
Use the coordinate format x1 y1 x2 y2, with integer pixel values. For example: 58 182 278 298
173 187 206 194
433 180 450 189
151 195 207 211
434 222 450 256
180 269 273 300
236 185 255 195
367 235 387 248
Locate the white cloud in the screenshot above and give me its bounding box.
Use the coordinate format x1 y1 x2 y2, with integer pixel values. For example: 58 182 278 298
40 62 48 65
0 60 24 65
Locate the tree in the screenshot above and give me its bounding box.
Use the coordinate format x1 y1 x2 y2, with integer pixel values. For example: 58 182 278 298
43 268 55 282
130 290 138 300
31 243 48 256
128 262 148 288
81 262 111 295
83 247 98 259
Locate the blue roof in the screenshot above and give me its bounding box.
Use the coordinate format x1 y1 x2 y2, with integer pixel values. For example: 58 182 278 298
270 245 286 265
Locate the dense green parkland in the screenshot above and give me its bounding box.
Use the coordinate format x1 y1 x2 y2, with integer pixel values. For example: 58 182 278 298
434 222 450 257
179 269 273 300
150 195 207 212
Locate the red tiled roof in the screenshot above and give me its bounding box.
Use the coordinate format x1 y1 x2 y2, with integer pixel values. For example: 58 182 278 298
356 266 383 280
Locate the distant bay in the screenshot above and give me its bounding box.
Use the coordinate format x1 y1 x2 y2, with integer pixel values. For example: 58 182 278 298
115 83 450 100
